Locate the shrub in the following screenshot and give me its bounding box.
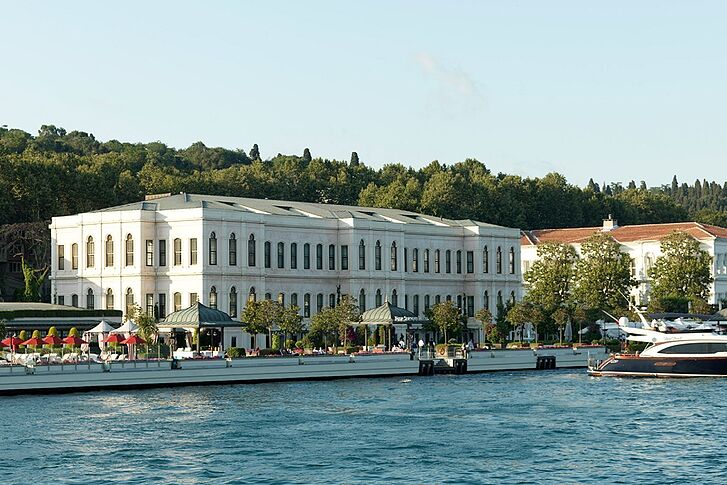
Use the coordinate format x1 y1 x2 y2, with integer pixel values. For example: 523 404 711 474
258 348 281 357
227 347 245 358
295 340 304 349
284 339 295 349
271 334 281 350
69 327 79 337
604 339 621 353
345 346 359 354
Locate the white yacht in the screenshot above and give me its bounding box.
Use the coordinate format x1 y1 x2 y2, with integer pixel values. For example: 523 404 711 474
588 316 727 378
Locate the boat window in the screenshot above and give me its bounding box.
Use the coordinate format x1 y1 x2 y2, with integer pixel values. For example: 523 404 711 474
658 342 727 354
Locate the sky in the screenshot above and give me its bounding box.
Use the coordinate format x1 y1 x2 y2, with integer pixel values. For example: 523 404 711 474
2 1 727 187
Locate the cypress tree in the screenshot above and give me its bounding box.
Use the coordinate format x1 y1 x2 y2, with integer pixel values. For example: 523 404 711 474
303 148 312 162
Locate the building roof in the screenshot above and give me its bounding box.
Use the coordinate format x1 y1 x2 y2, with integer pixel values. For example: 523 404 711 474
92 193 509 230
359 301 428 324
521 222 727 246
158 302 238 329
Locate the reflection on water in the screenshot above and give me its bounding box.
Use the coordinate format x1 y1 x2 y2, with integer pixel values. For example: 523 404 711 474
1 370 725 484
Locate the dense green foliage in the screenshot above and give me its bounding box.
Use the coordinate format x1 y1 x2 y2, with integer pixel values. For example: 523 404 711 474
2 125 725 229
648 232 713 313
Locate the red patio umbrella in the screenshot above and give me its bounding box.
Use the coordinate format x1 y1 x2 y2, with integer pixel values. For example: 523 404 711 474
62 335 88 346
102 334 125 344
121 335 146 345
21 337 43 354
1 336 22 353
42 335 63 346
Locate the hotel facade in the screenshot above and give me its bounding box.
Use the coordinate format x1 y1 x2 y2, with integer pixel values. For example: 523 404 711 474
521 218 727 308
50 193 522 347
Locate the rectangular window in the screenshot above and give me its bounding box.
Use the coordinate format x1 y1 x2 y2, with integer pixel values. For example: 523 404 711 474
413 295 419 315
146 240 154 266
265 242 271 268
190 238 198 265
341 245 348 271
58 295 65 306
423 249 429 273
456 251 462 274
304 243 310 269
278 243 284 269
446 251 451 273
146 293 154 316
291 243 297 269
316 244 323 270
466 251 474 274
467 296 474 317
57 245 65 270
72 244 78 270
434 250 440 273
328 245 335 270
412 249 418 273
159 240 167 266
404 248 408 272
158 293 166 318
174 239 182 266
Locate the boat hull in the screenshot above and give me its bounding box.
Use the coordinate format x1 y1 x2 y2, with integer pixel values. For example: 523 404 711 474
589 355 727 377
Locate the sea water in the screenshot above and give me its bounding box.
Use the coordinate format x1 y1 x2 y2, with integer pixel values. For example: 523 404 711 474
0 370 725 484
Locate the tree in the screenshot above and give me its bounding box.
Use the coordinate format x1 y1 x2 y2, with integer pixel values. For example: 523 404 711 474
648 232 713 312
334 295 360 347
350 151 359 166
249 143 260 161
278 305 304 349
572 233 635 314
136 309 159 343
474 308 493 347
507 301 545 343
524 242 578 313
302 148 312 162
430 301 463 343
19 256 48 302
308 307 339 349
241 300 283 347
551 307 570 345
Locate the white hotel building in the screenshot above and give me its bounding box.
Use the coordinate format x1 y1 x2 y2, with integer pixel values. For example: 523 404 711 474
50 193 522 346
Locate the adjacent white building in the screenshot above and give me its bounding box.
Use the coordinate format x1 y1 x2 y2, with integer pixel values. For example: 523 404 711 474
521 218 727 308
50 193 522 347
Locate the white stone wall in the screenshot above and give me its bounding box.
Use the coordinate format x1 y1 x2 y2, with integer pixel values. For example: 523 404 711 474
50 205 522 333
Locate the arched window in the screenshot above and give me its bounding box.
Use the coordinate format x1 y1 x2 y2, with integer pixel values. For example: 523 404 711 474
497 290 503 309
359 239 366 270
248 286 256 303
303 243 310 269
174 292 182 312
125 288 134 316
434 249 440 273
124 234 133 266
71 294 78 307
328 244 335 270
424 294 430 311
71 243 78 270
456 250 462 274
248 234 256 267
329 293 336 308
264 241 271 268
105 235 114 267
390 242 398 271
304 293 311 317
86 288 95 309
483 246 489 273
496 247 503 274
290 242 298 269
316 293 324 312
510 291 516 304
358 289 366 313
483 290 489 310
391 289 398 306
229 233 237 266
209 232 218 266
375 241 382 270
86 236 95 268
423 249 429 273
412 248 419 272
209 286 217 309
229 287 237 317
445 250 451 273
413 295 419 315
106 288 114 310
375 289 382 307
291 293 298 308
173 238 182 265
278 242 285 269
509 247 515 274
316 244 323 270
278 293 285 306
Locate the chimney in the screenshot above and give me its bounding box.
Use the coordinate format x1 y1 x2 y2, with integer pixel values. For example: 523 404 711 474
602 214 618 231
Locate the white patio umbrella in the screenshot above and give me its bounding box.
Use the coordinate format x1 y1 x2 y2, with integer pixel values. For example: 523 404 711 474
85 320 119 350
564 322 573 342
110 320 139 337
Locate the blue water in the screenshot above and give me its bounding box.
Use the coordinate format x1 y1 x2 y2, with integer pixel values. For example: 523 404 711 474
0 370 725 484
